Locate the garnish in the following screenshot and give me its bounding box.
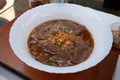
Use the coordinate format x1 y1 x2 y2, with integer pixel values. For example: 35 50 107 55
44 61 54 66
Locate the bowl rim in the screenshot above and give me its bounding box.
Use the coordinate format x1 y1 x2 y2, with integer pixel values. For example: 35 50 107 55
110 22 120 30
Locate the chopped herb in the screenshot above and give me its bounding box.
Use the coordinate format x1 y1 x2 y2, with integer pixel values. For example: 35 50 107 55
90 44 94 49
56 42 62 46
58 28 66 33
70 34 74 37
44 61 54 66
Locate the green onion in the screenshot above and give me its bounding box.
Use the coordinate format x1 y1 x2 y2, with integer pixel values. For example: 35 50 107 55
56 42 62 46
90 44 94 49
58 28 66 33
44 61 54 66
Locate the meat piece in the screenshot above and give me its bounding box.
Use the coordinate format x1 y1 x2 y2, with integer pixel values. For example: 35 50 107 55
70 36 84 46
44 41 60 53
35 22 61 40
38 39 60 54
69 47 91 64
35 53 50 63
49 54 72 66
38 39 48 47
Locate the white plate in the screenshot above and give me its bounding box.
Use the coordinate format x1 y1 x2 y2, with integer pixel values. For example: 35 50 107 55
9 3 113 74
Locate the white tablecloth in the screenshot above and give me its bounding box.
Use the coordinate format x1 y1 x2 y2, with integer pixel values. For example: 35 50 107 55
112 55 120 80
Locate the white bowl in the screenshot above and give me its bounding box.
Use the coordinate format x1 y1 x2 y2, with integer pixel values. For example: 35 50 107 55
110 22 120 30
9 3 113 74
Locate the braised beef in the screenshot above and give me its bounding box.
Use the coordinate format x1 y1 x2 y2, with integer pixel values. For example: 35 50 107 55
28 19 94 67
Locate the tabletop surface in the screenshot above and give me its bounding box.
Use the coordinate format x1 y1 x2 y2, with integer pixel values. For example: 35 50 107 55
0 9 120 80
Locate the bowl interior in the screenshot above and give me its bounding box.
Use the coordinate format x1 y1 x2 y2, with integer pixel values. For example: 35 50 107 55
9 3 113 73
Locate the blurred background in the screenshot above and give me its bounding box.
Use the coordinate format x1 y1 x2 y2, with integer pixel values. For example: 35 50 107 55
0 0 120 27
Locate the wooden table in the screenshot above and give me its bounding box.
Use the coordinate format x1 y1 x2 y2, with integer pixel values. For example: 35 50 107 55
0 13 120 80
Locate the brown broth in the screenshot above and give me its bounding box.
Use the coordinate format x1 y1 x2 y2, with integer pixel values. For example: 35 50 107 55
28 19 94 67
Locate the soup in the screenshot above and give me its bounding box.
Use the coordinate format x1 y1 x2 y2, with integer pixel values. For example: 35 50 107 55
27 19 94 67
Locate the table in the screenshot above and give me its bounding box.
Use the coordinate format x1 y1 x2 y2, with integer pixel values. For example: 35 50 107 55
103 0 120 10
0 11 120 80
